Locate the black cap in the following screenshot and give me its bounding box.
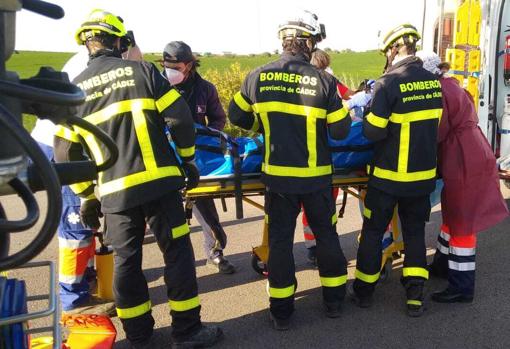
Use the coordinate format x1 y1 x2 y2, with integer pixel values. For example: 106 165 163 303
163 41 193 63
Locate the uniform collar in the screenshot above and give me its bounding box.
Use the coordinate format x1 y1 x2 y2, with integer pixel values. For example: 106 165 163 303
387 55 420 72
281 52 310 63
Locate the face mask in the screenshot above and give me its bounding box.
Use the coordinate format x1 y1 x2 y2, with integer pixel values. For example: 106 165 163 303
165 68 185 85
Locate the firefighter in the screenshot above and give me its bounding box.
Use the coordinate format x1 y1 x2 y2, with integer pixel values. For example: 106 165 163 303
228 10 351 330
53 9 222 348
349 24 443 317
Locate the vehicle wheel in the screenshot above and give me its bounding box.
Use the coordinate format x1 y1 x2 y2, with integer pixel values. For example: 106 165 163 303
251 253 268 276
379 258 393 283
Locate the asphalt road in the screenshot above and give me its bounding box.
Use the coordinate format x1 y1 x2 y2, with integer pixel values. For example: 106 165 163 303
2 185 510 349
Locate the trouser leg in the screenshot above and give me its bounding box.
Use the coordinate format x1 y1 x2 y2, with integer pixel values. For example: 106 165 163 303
431 224 450 275
144 191 201 341
58 185 94 311
195 198 227 258
448 233 476 295
302 187 347 304
193 206 221 259
302 210 316 249
353 186 396 297
265 191 300 320
398 195 431 304
105 207 154 345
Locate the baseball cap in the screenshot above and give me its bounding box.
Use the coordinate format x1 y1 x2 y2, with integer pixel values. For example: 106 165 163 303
163 41 193 63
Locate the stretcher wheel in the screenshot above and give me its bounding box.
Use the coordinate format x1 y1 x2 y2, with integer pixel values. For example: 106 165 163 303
251 253 268 276
379 259 393 283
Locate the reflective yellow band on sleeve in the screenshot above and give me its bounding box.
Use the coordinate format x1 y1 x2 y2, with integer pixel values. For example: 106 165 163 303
403 267 429 280
389 108 442 123
407 300 422 306
363 207 372 219
176 145 195 158
366 113 389 128
234 91 253 112
261 163 332 177
372 166 436 182
320 275 347 287
117 300 151 319
156 89 181 112
327 106 349 124
355 269 380 283
332 213 338 225
69 181 93 196
171 223 190 239
168 296 200 312
250 115 260 132
268 284 295 299
55 125 80 143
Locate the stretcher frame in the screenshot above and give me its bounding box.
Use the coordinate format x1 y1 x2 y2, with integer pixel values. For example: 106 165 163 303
186 169 404 278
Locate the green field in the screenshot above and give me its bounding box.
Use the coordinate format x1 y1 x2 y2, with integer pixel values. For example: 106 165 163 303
6 50 384 132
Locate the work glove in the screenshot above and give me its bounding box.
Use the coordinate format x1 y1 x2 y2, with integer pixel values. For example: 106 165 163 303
80 198 103 230
182 160 200 190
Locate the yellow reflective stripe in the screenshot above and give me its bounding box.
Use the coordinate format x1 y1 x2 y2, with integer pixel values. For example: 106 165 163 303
55 125 80 143
389 108 442 123
262 163 332 177
326 106 349 124
74 126 105 175
168 296 200 312
98 166 182 197
355 269 380 283
407 300 422 306
234 91 253 112
403 267 429 279
259 113 271 165
250 115 260 132
155 89 180 112
372 166 436 182
117 300 151 319
320 275 347 287
176 145 195 158
253 102 327 119
398 122 410 173
366 112 389 128
264 214 269 224
171 222 190 239
306 112 317 168
363 207 372 219
69 181 93 195
269 285 295 299
84 99 156 125
332 213 337 225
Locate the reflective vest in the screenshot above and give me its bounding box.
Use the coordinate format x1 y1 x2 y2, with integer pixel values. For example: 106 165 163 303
55 54 194 213
230 52 350 193
363 56 443 196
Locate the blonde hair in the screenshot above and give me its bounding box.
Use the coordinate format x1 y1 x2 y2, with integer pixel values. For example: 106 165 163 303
310 49 331 70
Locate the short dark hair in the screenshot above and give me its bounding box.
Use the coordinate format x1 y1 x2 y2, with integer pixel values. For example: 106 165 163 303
282 37 312 58
86 33 117 50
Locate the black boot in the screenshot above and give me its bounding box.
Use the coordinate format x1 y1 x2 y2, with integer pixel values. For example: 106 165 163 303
171 325 224 348
401 277 425 317
269 312 291 331
347 283 373 308
207 254 236 274
431 288 474 303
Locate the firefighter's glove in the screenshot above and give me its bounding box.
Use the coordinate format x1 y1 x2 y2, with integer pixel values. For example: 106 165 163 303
182 160 200 190
80 198 103 230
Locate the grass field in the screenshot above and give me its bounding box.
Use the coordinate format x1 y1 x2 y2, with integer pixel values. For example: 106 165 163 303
6 50 384 132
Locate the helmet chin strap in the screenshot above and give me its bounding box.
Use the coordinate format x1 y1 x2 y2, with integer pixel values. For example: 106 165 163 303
383 45 399 73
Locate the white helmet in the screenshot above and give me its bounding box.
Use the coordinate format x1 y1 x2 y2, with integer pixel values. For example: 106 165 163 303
278 10 326 42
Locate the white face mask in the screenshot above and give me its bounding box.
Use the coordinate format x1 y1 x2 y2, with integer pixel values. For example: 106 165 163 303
165 68 185 85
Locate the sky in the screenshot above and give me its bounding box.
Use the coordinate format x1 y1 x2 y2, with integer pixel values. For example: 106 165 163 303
14 0 430 54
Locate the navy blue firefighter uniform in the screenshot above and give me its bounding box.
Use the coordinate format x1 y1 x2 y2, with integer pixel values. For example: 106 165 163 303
228 51 351 320
353 56 443 313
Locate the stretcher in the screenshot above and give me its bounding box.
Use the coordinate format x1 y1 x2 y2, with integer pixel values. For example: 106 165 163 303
186 168 404 279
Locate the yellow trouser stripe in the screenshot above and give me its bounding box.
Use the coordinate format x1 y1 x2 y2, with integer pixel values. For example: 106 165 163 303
398 122 410 173
262 163 332 177
171 223 190 239
168 296 200 312
320 275 347 287
176 145 195 158
234 91 253 112
306 113 317 168
363 207 372 219
253 102 327 119
98 165 182 197
117 300 151 319
332 213 338 225
259 113 271 165
264 214 269 224
269 285 295 299
327 105 349 124
389 108 442 123
155 89 180 112
355 269 380 283
403 267 429 280
366 112 389 128
55 125 80 143
372 166 436 182
407 300 422 306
